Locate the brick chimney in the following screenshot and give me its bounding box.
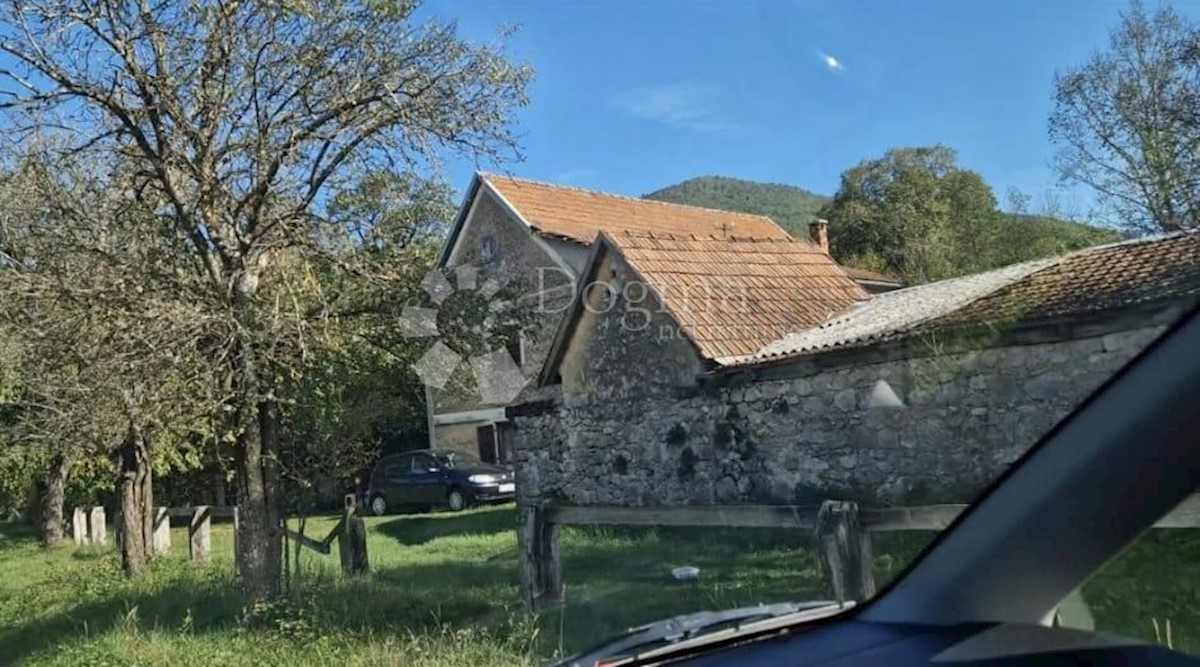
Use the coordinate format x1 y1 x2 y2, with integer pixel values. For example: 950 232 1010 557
809 218 830 255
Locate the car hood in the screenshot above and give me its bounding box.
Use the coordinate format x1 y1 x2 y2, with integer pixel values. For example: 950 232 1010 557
453 463 511 476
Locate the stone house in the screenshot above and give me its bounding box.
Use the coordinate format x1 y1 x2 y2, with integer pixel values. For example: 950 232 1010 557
512 229 1200 509
426 173 895 462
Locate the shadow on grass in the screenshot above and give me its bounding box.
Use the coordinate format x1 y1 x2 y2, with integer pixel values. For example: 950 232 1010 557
0 510 941 663
373 505 516 546
0 522 37 552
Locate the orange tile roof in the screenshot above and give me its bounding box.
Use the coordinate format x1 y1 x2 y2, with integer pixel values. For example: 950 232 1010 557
606 231 869 360
482 173 790 244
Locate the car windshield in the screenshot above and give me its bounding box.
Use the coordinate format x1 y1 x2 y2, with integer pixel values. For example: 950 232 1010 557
433 451 482 469
0 1 1198 665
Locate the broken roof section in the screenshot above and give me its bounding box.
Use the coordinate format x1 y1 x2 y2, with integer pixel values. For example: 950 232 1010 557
482 173 790 244
738 230 1200 366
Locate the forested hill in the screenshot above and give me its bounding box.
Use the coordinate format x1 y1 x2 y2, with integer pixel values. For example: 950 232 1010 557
643 176 829 236
643 175 1121 280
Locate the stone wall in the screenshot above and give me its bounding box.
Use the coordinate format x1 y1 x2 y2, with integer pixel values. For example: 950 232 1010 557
432 188 575 415
513 320 1169 508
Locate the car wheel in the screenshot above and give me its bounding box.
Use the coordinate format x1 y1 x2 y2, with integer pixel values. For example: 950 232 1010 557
447 488 468 512
369 494 388 516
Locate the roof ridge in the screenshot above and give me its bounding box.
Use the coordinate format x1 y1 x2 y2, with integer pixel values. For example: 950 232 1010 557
612 229 803 243
477 171 783 224
1070 227 1197 255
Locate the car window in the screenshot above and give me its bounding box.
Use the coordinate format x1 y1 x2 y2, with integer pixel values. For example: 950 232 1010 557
436 451 480 469
410 454 435 472
386 457 410 478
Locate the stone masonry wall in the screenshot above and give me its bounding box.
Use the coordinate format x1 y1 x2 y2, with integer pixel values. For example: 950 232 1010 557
514 323 1167 508
433 189 575 414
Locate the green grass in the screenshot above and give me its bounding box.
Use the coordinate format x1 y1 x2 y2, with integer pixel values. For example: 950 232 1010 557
0 506 1195 665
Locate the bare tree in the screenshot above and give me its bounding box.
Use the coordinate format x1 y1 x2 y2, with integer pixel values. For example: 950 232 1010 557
0 1 529 602
1050 2 1200 233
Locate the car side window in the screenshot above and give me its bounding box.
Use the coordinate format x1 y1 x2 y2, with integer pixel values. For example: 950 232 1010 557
386 456 410 478
411 454 434 473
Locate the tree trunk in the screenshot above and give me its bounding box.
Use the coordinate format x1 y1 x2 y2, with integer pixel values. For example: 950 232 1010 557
235 397 283 608
116 425 154 575
214 467 227 507
38 453 70 547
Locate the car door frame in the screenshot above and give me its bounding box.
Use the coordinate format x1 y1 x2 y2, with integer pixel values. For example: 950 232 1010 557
407 453 447 506
382 454 416 507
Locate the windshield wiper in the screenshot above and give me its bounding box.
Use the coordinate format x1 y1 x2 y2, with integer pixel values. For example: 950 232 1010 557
554 600 850 667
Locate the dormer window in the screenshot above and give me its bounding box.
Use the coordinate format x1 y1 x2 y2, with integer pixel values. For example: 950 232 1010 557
480 234 498 263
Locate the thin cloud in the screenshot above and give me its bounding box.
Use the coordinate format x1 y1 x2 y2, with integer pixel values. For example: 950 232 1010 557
554 167 598 184
614 83 745 136
818 51 844 73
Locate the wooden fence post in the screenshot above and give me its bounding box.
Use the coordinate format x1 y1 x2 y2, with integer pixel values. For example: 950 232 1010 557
71 507 87 545
152 507 171 555
518 505 562 608
189 506 211 563
87 506 106 546
814 500 875 603
337 497 368 575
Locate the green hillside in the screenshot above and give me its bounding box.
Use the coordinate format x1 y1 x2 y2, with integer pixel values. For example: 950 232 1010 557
643 176 829 236
644 175 1121 279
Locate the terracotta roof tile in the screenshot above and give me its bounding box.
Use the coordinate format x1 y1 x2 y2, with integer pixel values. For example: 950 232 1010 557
605 231 869 361
482 173 790 244
737 230 1200 366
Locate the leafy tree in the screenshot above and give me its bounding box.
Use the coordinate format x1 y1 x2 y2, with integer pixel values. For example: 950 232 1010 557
1050 2 1200 233
819 147 1120 283
0 0 530 603
0 150 221 567
820 147 994 282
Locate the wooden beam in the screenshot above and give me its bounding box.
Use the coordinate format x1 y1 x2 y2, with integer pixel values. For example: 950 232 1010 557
546 504 815 529
543 494 1200 535
860 494 1200 531
861 505 967 532
283 527 333 555
167 506 237 519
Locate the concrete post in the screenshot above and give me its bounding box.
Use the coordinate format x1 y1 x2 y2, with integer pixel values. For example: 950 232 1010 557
189 506 211 563
71 507 87 545
152 507 171 555
87 506 106 546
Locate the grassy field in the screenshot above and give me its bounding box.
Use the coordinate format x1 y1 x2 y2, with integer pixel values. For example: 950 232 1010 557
0 505 1195 665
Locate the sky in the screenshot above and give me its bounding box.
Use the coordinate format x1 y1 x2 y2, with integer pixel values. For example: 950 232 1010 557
425 0 1197 214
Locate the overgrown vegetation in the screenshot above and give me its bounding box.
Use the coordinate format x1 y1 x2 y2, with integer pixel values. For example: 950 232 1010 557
0 506 1194 665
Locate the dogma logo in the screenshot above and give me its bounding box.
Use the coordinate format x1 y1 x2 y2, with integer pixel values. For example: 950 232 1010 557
399 264 530 405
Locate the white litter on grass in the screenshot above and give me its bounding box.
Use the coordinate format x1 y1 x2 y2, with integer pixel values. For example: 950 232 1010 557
671 566 700 581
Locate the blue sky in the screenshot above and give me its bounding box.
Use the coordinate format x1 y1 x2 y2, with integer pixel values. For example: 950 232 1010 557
427 0 1197 214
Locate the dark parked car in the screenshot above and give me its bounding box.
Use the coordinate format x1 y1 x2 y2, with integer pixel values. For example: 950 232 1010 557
365 449 514 515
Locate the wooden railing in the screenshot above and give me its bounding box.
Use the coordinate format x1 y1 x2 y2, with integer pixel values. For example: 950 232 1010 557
520 495 1200 609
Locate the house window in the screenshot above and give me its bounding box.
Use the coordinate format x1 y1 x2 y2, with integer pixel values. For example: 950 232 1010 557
476 423 512 464
480 234 498 263
477 424 498 464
